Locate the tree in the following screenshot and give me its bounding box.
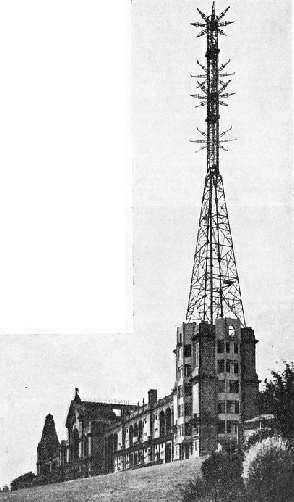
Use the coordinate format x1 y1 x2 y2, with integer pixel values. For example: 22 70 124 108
10 471 35 491
259 363 294 439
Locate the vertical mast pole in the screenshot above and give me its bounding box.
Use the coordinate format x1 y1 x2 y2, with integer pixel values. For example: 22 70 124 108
206 2 219 324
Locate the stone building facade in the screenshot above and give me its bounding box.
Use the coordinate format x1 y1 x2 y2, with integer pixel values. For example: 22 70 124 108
37 317 259 479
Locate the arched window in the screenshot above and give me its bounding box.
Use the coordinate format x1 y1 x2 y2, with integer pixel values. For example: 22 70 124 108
138 420 143 441
159 410 165 437
129 425 134 446
113 433 118 452
73 428 79 460
84 437 88 458
165 408 172 434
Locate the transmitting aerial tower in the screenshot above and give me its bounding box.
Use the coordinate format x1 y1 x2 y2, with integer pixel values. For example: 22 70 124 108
186 1 245 327
173 3 259 460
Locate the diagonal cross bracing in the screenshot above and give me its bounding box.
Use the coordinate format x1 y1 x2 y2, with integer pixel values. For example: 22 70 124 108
187 3 245 326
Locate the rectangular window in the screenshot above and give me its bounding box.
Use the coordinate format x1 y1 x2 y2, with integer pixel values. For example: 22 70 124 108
218 360 225 373
218 420 225 434
226 360 231 373
226 341 230 353
184 384 192 396
185 403 192 415
227 421 238 434
184 364 191 377
229 381 239 393
185 422 191 436
218 401 226 414
234 343 239 354
184 344 191 357
217 340 224 353
234 362 239 374
218 380 226 393
227 400 237 413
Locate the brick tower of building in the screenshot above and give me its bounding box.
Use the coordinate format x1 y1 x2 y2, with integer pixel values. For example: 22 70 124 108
173 3 259 460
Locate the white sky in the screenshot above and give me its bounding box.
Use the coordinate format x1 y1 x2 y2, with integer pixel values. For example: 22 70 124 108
0 0 293 489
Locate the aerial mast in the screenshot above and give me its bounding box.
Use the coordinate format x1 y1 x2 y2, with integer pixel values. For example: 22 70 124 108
186 3 245 326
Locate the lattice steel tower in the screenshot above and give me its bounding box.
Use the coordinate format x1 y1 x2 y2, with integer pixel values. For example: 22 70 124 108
186 2 245 327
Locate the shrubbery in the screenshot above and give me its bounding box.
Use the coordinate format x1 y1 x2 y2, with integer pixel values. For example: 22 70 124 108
244 436 294 501
183 441 245 501
10 471 36 491
183 436 294 502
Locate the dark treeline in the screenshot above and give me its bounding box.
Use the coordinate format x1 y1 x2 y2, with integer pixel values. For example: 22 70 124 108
10 471 36 491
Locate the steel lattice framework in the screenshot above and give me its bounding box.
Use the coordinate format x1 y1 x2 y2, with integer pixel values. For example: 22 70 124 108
186 2 246 327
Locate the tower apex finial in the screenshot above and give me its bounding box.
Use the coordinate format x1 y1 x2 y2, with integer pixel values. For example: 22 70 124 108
212 1 215 15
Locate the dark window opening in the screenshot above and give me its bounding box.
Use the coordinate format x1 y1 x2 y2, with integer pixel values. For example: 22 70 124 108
185 422 191 436
218 380 226 393
184 344 191 357
185 403 192 415
218 360 225 373
165 408 172 433
227 400 239 414
226 342 230 353
218 420 225 434
229 381 239 393
227 421 238 434
217 340 224 353
134 423 138 437
184 383 192 396
218 401 226 414
184 364 191 377
159 411 165 437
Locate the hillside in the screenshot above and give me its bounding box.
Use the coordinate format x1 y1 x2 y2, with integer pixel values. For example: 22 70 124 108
0 458 203 502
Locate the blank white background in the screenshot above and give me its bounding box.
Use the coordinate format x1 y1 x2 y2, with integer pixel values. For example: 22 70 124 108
0 1 131 333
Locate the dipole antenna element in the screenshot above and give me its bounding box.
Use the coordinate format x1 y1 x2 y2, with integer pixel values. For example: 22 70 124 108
186 3 246 327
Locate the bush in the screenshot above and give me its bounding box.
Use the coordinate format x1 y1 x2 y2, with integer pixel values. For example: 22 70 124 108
10 471 36 491
244 436 294 501
182 442 246 502
202 442 244 487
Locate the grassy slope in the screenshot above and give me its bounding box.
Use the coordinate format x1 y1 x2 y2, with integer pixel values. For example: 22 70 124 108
0 458 203 502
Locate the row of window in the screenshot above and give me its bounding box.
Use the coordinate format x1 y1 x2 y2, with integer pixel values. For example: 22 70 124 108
178 360 238 376
217 340 239 354
218 360 239 374
218 400 240 414
218 420 238 434
218 379 239 393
